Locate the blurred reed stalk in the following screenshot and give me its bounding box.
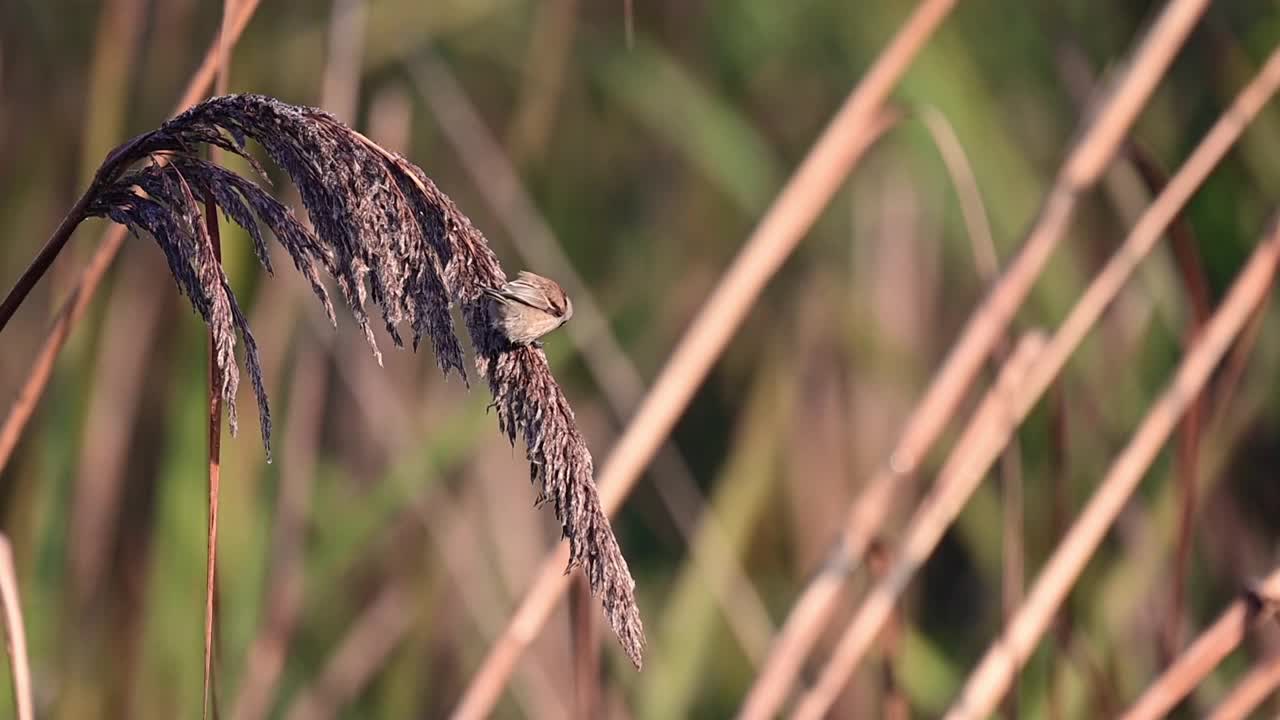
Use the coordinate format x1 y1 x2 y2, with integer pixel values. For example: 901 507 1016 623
741 1 1215 713
571 573 600 719
449 0 951 712
282 577 416 720
1207 651 1280 720
1121 565 1280 720
784 43 1280 719
228 344 326 720
948 219 1280 719
1062 49 1217 664
0 535 33 720
919 103 1026 716
1126 146 1214 664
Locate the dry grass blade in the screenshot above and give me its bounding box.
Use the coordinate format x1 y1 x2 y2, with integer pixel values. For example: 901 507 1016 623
0 535 33 720
918 106 998 281
1122 568 1280 720
451 0 952 713
948 225 1280 720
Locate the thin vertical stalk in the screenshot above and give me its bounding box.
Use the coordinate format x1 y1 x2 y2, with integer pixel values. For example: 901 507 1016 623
202 194 223 720
571 574 599 719
0 536 33 720
1127 146 1213 663
202 4 233 714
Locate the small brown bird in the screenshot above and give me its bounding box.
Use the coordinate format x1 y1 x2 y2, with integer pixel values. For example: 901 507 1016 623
482 271 574 346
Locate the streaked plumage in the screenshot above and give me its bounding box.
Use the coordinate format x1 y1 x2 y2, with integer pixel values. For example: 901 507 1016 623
482 271 573 345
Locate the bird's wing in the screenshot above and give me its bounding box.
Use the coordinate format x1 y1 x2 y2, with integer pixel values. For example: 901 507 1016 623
500 277 556 311
480 286 509 302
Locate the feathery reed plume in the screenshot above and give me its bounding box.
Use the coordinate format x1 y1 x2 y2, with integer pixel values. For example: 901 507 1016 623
71 93 644 666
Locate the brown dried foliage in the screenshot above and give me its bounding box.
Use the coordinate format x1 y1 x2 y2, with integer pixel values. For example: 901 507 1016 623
80 94 644 666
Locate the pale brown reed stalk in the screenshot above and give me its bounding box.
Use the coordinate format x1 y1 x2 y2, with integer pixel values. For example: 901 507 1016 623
741 1 1212 715
1207 650 1280 720
783 45 1280 719
450 1 952 714
68 252 166 607
0 535 33 720
949 226 1280 720
409 53 775 659
415 489 570 719
0 0 263 474
1121 567 1280 720
205 8 234 712
203 195 224 720
571 574 600 720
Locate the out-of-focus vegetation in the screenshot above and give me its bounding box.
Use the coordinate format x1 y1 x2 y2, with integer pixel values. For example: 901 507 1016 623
1 1 1279 718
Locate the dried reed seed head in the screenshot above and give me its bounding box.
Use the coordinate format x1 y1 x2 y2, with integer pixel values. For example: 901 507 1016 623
84 93 645 666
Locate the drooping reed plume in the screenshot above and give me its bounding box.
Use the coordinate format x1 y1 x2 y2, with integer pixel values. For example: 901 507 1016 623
77 94 644 667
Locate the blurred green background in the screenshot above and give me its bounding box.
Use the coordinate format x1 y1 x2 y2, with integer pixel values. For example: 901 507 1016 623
1 1 1280 718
